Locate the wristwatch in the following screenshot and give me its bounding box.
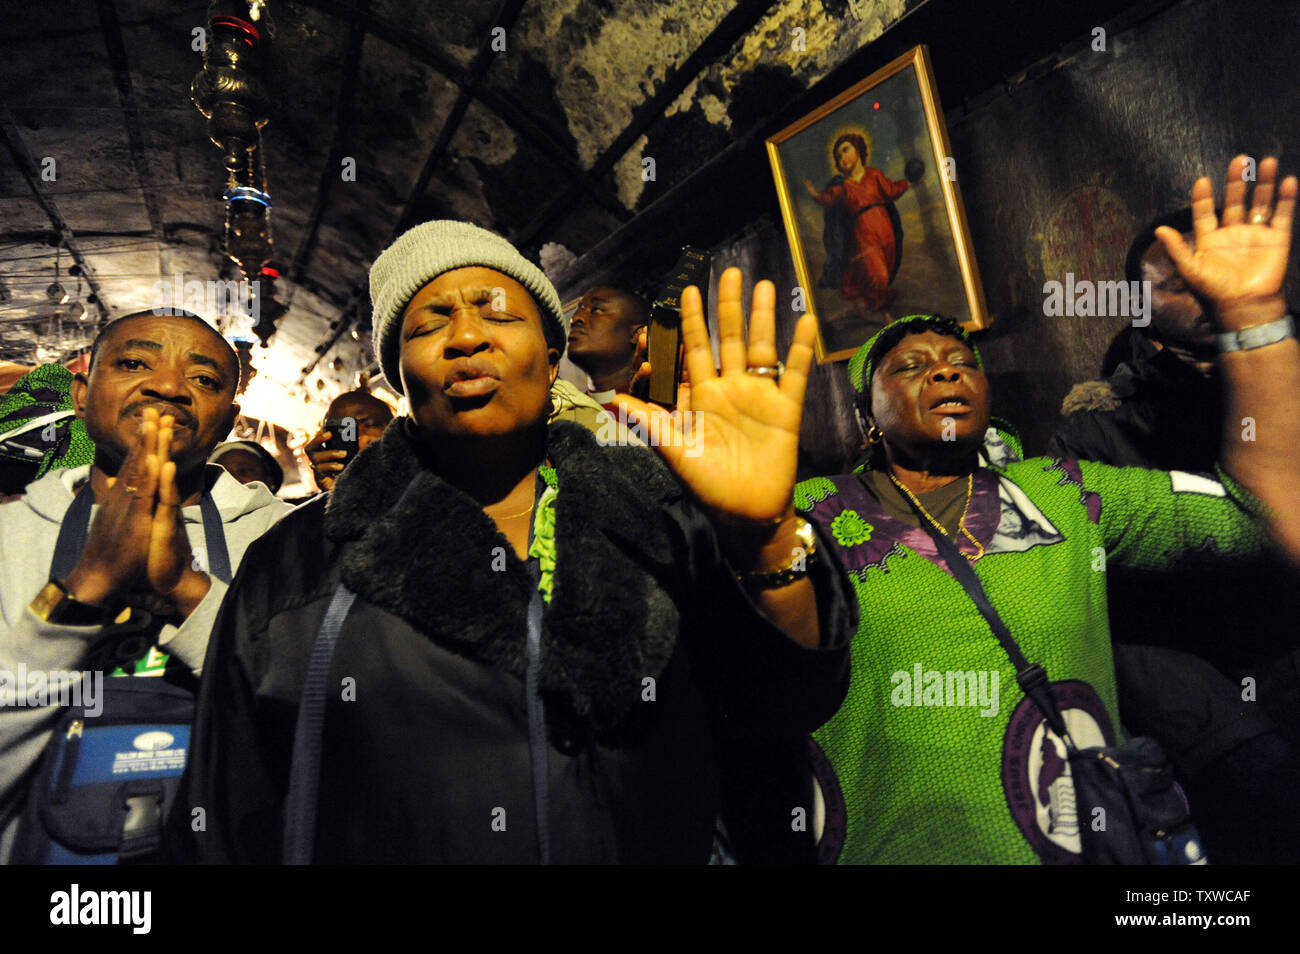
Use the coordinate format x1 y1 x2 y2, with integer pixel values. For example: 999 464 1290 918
1216 313 1294 353
736 517 820 588
29 579 118 627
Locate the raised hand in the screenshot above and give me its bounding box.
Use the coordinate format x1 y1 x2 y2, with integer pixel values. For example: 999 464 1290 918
1156 155 1295 326
612 267 818 526
146 414 211 618
61 408 210 619
62 409 164 607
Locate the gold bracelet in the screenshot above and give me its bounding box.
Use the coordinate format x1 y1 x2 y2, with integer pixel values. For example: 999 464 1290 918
735 517 819 588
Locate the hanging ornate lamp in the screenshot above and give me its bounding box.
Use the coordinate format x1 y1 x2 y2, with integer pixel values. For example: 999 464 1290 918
192 1 286 341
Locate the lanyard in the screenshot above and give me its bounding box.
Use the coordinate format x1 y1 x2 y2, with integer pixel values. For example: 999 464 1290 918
49 481 233 585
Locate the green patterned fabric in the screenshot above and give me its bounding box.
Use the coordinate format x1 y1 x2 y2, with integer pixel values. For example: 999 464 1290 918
529 463 559 604
830 510 874 547
794 476 837 512
798 457 1268 864
0 364 95 477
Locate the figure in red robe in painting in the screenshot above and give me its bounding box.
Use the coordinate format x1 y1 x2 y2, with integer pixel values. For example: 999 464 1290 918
804 133 910 312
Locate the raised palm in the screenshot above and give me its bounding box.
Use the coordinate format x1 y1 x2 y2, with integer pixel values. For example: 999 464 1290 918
613 267 817 524
1157 155 1296 312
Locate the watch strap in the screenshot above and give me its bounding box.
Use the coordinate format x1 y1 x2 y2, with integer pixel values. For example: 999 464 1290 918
735 517 819 588
30 579 116 627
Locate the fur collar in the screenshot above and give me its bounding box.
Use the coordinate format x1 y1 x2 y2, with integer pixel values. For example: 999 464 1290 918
1060 379 1120 415
324 419 685 728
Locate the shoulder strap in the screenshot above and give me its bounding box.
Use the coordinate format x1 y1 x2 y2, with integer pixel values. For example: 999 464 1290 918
522 467 551 864
50 485 94 581
525 588 549 865
282 584 356 865
901 485 1072 742
198 494 232 583
282 476 423 864
50 485 231 584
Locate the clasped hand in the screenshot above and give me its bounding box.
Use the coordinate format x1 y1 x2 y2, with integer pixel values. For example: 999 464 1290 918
63 407 208 619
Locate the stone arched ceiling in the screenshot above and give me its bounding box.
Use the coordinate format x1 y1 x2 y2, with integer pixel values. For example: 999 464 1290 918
1 0 926 425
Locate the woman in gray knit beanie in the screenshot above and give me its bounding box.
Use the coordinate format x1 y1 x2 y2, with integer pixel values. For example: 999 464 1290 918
181 219 855 865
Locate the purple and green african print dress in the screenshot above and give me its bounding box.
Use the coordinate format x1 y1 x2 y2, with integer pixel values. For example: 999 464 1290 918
795 455 1267 864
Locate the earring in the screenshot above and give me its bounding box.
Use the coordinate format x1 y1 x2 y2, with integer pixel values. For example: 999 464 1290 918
866 422 883 446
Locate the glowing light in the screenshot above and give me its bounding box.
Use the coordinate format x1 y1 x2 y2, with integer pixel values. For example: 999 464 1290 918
232 347 330 435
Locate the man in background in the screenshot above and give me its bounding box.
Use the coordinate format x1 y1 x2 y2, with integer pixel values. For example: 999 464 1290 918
209 440 284 495
565 285 648 412
0 309 291 862
303 388 394 493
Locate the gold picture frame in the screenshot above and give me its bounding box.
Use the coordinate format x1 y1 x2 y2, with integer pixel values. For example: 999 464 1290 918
766 45 989 363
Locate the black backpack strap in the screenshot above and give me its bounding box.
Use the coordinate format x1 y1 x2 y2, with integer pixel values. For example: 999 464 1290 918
900 481 1072 743
525 586 550 865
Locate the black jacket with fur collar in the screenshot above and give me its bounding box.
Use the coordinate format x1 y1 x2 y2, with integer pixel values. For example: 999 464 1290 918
177 420 853 864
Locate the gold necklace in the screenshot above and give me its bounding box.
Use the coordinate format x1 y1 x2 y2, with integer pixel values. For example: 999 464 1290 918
887 471 985 560
487 500 534 520
486 462 548 520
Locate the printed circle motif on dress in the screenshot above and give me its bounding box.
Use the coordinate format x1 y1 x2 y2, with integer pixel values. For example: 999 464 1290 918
1000 679 1116 864
830 509 874 547
808 737 847 865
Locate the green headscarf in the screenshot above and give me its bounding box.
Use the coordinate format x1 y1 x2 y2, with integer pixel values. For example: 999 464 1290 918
0 364 95 478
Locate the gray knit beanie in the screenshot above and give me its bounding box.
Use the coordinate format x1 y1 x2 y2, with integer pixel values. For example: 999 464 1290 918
369 220 567 393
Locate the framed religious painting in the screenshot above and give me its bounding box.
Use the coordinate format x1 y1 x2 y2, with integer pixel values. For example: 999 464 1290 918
766 45 989 362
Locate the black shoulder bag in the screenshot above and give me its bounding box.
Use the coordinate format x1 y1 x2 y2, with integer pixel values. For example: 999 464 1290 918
903 489 1207 865
13 486 231 864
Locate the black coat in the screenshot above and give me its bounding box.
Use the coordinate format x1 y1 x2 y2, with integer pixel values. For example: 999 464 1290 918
174 420 853 863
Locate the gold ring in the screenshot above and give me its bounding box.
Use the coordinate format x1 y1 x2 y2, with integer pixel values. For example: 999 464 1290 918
123 484 139 494
745 362 784 379
1250 211 1269 224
